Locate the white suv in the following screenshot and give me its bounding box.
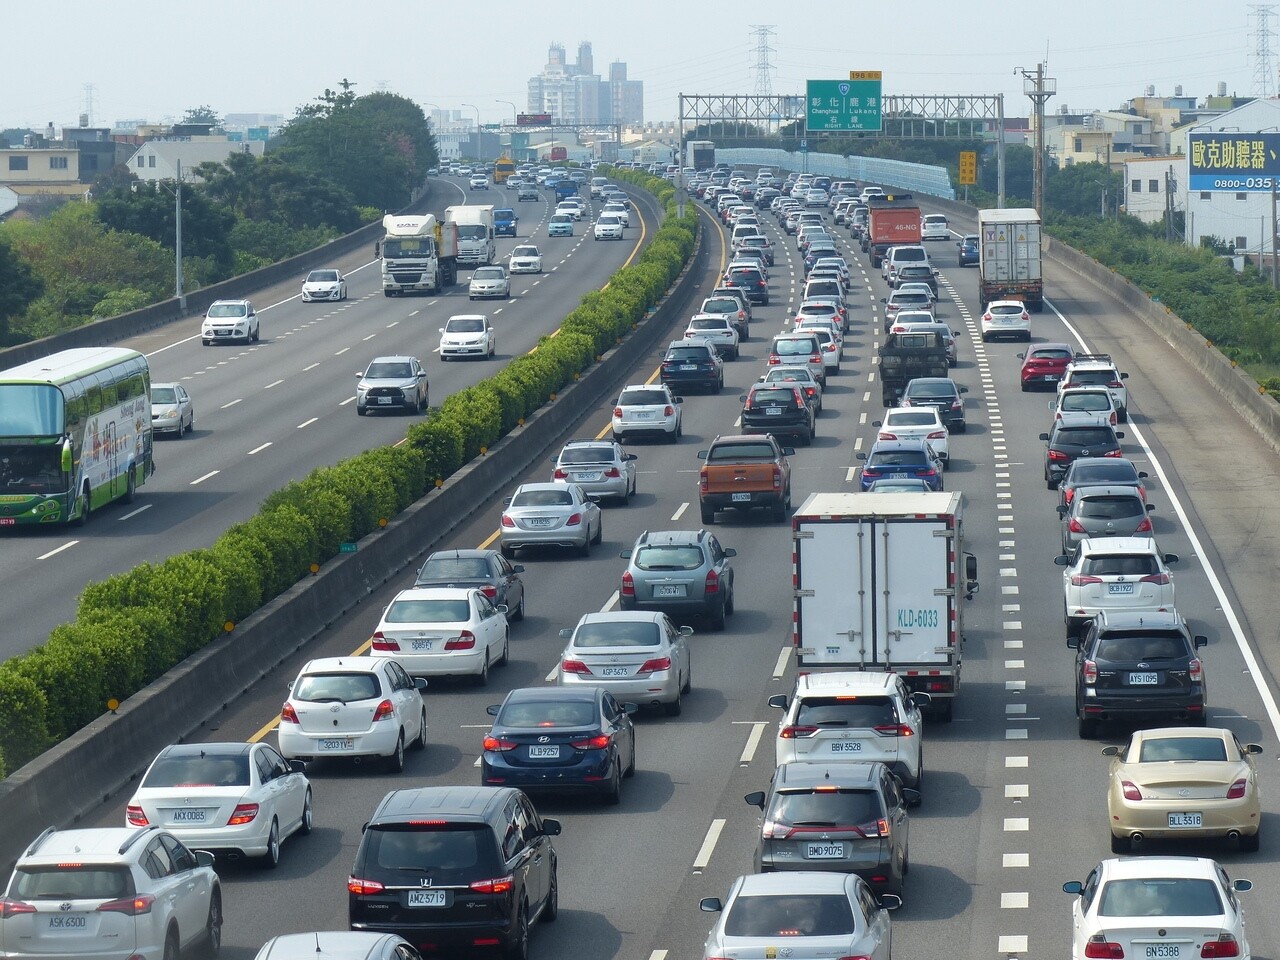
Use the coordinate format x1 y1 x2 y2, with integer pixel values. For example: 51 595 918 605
1057 353 1131 422
0 825 222 959
768 671 928 789
1056 536 1178 637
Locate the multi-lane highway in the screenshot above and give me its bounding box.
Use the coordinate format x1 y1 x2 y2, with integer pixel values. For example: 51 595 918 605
61 176 1280 960
0 178 659 658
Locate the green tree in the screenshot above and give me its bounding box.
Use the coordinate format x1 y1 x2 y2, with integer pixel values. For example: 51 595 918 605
194 151 363 233
1046 161 1121 217
181 105 221 127
94 176 237 277
0 236 42 346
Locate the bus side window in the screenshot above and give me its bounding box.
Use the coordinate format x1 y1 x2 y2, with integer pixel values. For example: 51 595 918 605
66 390 86 426
99 373 119 408
85 376 104 417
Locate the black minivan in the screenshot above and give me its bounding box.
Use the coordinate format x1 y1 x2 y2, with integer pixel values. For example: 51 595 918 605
349 786 561 958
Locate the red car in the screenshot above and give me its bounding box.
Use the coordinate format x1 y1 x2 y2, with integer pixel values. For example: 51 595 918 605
1019 342 1075 391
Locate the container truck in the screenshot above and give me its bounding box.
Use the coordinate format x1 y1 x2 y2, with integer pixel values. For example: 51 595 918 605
686 140 716 171
863 195 921 268
444 205 496 266
978 207 1043 312
790 491 979 721
378 214 459 297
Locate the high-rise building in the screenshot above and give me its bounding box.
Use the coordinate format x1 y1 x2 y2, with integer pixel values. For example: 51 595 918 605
527 42 643 125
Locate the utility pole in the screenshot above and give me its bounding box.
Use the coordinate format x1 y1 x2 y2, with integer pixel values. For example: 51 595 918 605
175 160 186 311
996 93 1006 208
1271 176 1278 288
1020 63 1056 213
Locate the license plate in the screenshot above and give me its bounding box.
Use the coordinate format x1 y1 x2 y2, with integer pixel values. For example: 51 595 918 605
1108 583 1136 595
526 517 554 528
529 745 560 759
633 411 654 420
170 809 207 823
1045 375 1059 381
0 518 13 525
830 741 863 753
1129 672 1159 685
45 915 87 930
765 407 783 415
407 890 447 908
1167 812 1203 828
601 666 630 678
1145 946 1181 959
320 737 355 751
411 639 435 651
805 843 845 859
731 492 752 503
889 472 908 479
655 585 686 597
575 472 601 482
680 364 697 371
377 397 393 405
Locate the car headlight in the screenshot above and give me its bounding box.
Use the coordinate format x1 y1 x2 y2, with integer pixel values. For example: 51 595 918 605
356 383 369 393
161 407 178 418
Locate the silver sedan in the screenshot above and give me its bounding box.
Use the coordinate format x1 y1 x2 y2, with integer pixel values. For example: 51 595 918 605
150 382 195 437
558 611 693 715
500 482 603 558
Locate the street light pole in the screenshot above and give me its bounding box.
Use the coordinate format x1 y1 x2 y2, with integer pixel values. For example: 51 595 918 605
461 103 482 161
175 160 185 311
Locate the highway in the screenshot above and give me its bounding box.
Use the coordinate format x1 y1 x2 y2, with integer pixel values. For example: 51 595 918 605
0 177 659 659
64 178 1280 960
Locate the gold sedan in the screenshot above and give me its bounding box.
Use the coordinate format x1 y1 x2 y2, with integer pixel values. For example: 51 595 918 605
1103 727 1263 853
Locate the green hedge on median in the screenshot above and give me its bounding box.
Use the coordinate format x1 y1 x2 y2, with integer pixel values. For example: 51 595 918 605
0 168 698 773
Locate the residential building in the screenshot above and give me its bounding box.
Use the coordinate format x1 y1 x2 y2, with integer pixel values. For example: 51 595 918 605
1123 156 1187 225
125 136 265 183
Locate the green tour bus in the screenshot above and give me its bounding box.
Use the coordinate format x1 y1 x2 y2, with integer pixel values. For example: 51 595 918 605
0 347 154 527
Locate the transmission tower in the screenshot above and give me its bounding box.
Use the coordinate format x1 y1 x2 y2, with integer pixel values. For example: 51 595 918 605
749 25 776 98
1251 5 1277 98
82 83 96 126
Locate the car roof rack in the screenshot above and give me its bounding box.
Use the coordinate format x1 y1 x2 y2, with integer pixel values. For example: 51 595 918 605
25 825 57 856
119 825 158 855
1072 353 1113 363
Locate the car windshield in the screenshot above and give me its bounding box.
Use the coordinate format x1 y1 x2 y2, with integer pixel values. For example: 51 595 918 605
498 700 597 727
11 866 134 901
769 789 884 827
446 318 485 333
1097 878 1222 918
552 215 572 223
366 362 414 379
364 824 502 882
893 249 928 263
725 894 856 938
795 696 897 727
512 489 573 507
418 557 490 579
473 268 504 280
1057 428 1116 447
456 225 487 240
1096 633 1188 662
207 303 247 318
598 216 620 225
151 387 177 404
143 753 250 788
773 338 818 356
1081 554 1160 576
512 247 539 257
386 598 471 623
572 620 661 647
560 446 613 465
293 672 381 704
886 411 938 427
307 270 339 283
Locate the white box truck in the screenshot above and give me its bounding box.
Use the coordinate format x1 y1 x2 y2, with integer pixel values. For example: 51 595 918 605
378 214 459 297
444 204 496 266
977 207 1043 312
791 491 978 721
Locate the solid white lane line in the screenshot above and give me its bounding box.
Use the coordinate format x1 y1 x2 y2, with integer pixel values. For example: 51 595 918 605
600 591 619 612
37 541 79 560
297 418 318 429
220 398 243 409
118 505 152 521
772 646 790 679
247 443 272 455
544 665 558 683
672 502 689 521
738 722 767 764
692 819 726 870
190 470 220 485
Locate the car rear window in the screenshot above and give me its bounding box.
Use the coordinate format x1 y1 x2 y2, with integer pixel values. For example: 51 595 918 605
11 866 134 901
294 672 381 703
1030 348 1073 361
666 346 712 362
1070 463 1138 484
702 299 738 314
800 303 837 316
620 390 670 406
689 318 730 331
1138 737 1229 763
1069 369 1118 385
560 446 613 465
143 753 250 788
572 620 662 646
770 788 885 827
633 545 704 572
1078 495 1144 520
906 381 956 399
497 700 597 727
1096 633 1188 661
893 248 928 263
751 388 799 406
1097 879 1221 918
1060 393 1111 411
886 411 938 427
363 824 502 883
419 557 489 579
867 451 930 469
1081 555 1160 576
386 598 471 623
795 695 897 727
725 894 855 937
708 442 777 460
772 338 819 356
892 293 930 307
1057 428 1116 447
511 489 572 507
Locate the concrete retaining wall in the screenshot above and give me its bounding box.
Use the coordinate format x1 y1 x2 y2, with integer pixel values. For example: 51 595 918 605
0 194 707 872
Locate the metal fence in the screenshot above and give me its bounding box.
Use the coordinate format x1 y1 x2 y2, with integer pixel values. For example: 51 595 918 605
712 148 955 200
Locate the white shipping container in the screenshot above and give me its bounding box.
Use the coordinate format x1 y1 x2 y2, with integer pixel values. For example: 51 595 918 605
978 207 1042 283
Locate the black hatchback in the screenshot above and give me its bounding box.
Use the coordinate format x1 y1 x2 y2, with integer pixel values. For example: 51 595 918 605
660 340 724 395
1069 610 1208 739
739 385 815 445
348 786 561 957
1040 422 1125 488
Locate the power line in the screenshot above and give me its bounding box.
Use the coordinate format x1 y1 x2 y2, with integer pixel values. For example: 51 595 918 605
749 25 776 99
1250 4 1277 98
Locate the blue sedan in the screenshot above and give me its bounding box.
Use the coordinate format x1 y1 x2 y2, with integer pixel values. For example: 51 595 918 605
481 686 638 804
548 214 575 237
855 438 944 491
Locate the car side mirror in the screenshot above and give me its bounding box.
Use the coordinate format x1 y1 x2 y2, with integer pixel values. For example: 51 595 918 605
1233 879 1253 893
902 788 922 806
195 850 215 868
513 564 525 573
559 628 573 640
1247 743 1265 755
289 759 307 773
723 548 737 558
1053 554 1070 565
878 893 903 912
1163 554 1179 564
1063 881 1084 895
738 394 748 403
954 330 962 337
1115 432 1125 439
911 692 932 708
626 454 637 461
1195 635 1208 648
495 604 508 615
700 897 724 913
880 297 887 303
1146 504 1155 512
959 386 969 394
439 328 445 334
619 550 632 560
1056 506 1067 518
675 397 684 403
541 818 562 837
1038 433 1050 441
679 625 695 636
418 371 427 379
1017 352 1026 359
414 678 428 691
782 447 796 456
767 694 788 709
696 450 709 460
503 498 513 507
856 452 868 461
744 791 766 809
486 704 501 716
1067 635 1080 649
622 702 640 715
1121 372 1130 379
872 420 883 427
1101 745 1121 757
356 371 364 378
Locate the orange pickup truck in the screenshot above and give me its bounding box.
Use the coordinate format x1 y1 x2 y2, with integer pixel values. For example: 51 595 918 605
697 434 794 524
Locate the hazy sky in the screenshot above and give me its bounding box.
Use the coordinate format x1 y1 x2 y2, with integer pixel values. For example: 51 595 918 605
1 1 1258 130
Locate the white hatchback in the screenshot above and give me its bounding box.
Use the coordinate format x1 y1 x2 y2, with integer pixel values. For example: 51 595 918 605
921 214 950 240
438 314 496 360
612 383 683 442
980 299 1032 342
372 587 509 685
876 406 950 464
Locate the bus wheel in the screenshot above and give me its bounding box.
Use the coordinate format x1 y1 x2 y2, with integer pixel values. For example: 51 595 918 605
123 468 137 505
74 485 90 527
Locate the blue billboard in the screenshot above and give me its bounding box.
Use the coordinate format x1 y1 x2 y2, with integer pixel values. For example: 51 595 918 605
1188 132 1280 191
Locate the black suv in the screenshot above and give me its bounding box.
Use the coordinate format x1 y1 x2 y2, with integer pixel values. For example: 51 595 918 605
1069 610 1208 739
892 263 939 295
1040 422 1125 489
348 786 561 957
723 266 770 305
660 340 724 395
739 384 816 445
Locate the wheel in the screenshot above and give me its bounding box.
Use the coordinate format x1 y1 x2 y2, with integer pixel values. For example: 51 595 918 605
474 651 490 687
511 591 526 622
498 631 510 666
1110 832 1132 854
725 587 735 616
592 518 603 545
1047 477 1058 490
175 417 185 439
261 818 281 869
163 929 179 960
1118 408 1128 423
73 485 90 527
299 789 314 834
123 467 136 504
201 891 222 958
1239 829 1261 853
882 391 895 407
387 732 406 772
357 406 368 417
772 496 788 522
701 505 716 525
1188 712 1208 727
952 421 966 434
500 544 515 560
251 323 260 342
505 905 529 960
713 376 723 394
1078 715 1099 740
411 709 427 749
708 600 727 632
910 758 924 797
544 866 559 921
934 699 954 723
625 740 637 777
601 760 623 805
664 688 684 716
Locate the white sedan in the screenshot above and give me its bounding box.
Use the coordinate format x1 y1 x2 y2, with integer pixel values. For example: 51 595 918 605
469 265 510 300
875 406 950 464
508 245 543 274
602 201 631 226
126 741 312 867
372 587 510 685
556 201 585 221
1063 857 1253 960
439 314 496 360
594 214 625 240
301 268 347 302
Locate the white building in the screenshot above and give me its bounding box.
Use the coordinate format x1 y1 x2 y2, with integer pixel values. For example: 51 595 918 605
1123 156 1187 225
125 136 265 183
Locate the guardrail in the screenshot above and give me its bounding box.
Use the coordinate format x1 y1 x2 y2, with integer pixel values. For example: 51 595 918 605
713 148 956 200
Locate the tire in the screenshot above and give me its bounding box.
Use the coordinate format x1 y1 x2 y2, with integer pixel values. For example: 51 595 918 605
934 699 954 723
163 929 179 960
500 544 515 560
625 740 637 777
506 906 529 960
123 467 136 504
910 757 924 797
412 709 427 750
682 657 693 693
387 732 406 772
708 600 727 632
175 417 185 439
73 485 90 527
1239 829 1261 853
511 591 526 621
201 891 222 958
725 587 735 616
261 818 281 869
1110 833 1132 854
701 505 716 525
664 690 683 717
498 631 510 666
544 867 560 921
601 760 623 805
952 421 967 434
357 406 368 417
474 651 490 687
1078 715 1099 740
299 789 314 834
771 496 788 522
251 323 260 343
592 518 603 544
1047 477 1058 490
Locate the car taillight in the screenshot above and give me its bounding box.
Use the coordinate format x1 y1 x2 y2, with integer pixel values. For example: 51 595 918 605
780 725 819 739
553 468 568 479
919 468 937 478
620 571 635 597
281 702 299 724
700 468 710 491
1121 780 1142 801
1109 411 1118 425
950 399 962 409
768 355 780 364
571 734 612 750
638 657 672 674
1138 572 1170 585
371 631 400 652
1108 380 1124 389
372 699 396 721
483 735 518 751
1048 449 1070 462
664 405 675 416
1068 518 1086 533
0 898 36 917
773 466 783 489
604 467 621 478
1226 778 1248 800
1083 659 1098 684
470 875 515 895
1071 575 1104 586
878 431 897 440
561 659 591 675
1189 657 1203 682
927 430 947 440
1202 935 1240 959
228 802 259 825
613 407 623 417
501 514 515 528
1132 515 1152 533
348 876 386 895
1064 488 1076 505
1085 936 1125 959
126 805 149 826
566 512 582 526
1103 449 1123 458
705 569 720 594
445 630 476 650
480 585 498 599
97 894 155 916
873 724 914 737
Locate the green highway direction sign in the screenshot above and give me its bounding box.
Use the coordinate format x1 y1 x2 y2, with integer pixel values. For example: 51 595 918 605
806 74 883 132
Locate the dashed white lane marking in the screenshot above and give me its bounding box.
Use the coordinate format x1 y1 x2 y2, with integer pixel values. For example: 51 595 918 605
221 398 243 409
1005 756 1029 768
297 418 318 429
1003 621 1023 630
772 646 791 678
999 568 1017 577
1003 854 1030 868
672 502 689 521
264 379 284 389
648 951 669 960
1006 729 1028 740
362 334 376 341
1001 892 1030 909
335 347 350 356
339 396 356 406
738 722 768 764
247 442 272 455
303 363 320 371
190 470 220 485
1003 818 1029 831
1004 659 1024 669
999 936 1029 954
1005 784 1030 798
845 466 857 482
118 505 152 521
692 819 727 871
37 541 79 560
544 665 558 683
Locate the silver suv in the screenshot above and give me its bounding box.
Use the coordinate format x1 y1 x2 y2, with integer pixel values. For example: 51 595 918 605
355 356 429 416
1 825 222 959
550 439 638 503
618 529 737 631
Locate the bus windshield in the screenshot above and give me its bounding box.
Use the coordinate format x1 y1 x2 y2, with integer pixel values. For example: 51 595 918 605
0 384 64 437
0 444 67 495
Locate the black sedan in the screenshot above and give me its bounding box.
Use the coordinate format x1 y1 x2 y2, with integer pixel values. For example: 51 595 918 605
1058 456 1149 511
414 548 526 621
1040 423 1126 489
481 687 638 804
901 377 968 432
739 385 816 445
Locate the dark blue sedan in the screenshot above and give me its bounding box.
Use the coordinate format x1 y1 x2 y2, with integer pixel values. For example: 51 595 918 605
855 439 944 491
957 234 979 266
481 686 638 805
